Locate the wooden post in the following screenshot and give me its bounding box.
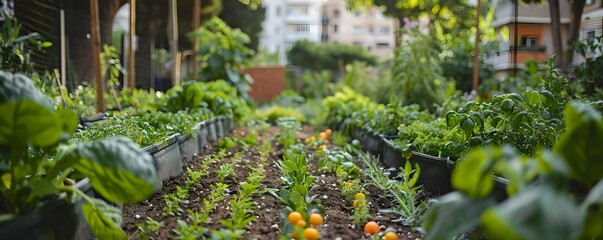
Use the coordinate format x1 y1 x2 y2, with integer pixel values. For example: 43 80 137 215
60 9 66 87
170 0 179 86
472 0 481 92
90 0 104 113
192 0 201 80
129 0 136 95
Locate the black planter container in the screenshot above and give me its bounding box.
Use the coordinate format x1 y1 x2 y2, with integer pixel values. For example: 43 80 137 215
223 115 234 133
143 134 182 191
0 179 95 240
360 127 383 155
381 138 455 195
178 133 199 162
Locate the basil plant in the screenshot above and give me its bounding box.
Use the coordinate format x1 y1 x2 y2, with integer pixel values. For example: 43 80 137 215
0 71 157 239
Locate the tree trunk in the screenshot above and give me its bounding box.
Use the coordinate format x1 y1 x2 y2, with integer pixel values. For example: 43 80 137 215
548 0 564 69
566 0 586 68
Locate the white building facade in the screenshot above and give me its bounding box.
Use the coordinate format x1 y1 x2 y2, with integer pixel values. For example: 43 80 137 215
260 0 323 63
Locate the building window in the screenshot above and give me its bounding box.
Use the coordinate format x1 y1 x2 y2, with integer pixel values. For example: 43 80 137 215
333 25 338 33
521 36 538 47
379 27 390 36
353 41 362 46
276 6 281 16
297 24 310 32
376 42 390 48
333 9 340 18
368 27 374 33
587 30 596 40
353 26 363 34
586 0 594 5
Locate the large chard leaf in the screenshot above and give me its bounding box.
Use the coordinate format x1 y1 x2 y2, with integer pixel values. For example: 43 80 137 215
423 192 494 240
0 100 61 147
580 180 603 239
481 184 583 240
71 137 156 203
82 198 127 240
0 71 52 108
554 101 603 186
452 147 496 197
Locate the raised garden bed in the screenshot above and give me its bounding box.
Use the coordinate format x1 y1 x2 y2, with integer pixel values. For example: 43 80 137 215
143 134 183 191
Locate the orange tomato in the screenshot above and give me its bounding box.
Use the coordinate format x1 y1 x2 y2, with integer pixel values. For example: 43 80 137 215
308 213 323 226
325 129 332 135
288 211 303 225
355 193 366 200
295 220 307 227
364 221 380 235
303 227 320 240
319 132 327 140
384 232 398 240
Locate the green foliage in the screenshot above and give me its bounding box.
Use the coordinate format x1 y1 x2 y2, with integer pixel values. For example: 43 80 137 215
287 40 377 72
0 14 51 74
158 80 251 123
136 217 165 240
0 71 156 239
393 31 450 112
352 196 372 226
395 118 465 158
189 17 254 99
338 61 394 104
321 87 381 129
572 35 603 97
256 105 306 122
277 118 302 149
341 179 364 201
140 111 212 138
249 48 281 66
218 0 266 51
440 39 495 93
218 164 236 181
423 102 603 240
368 102 433 135
73 116 169 147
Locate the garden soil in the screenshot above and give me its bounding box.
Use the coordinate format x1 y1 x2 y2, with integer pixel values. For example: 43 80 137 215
122 126 424 240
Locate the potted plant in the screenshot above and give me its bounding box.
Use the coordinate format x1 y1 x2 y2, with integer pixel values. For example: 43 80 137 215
0 72 157 239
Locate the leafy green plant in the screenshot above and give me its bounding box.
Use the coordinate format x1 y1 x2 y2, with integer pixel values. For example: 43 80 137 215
140 111 212 138
423 101 603 240
395 118 465 158
163 186 188 217
341 179 364 201
73 115 169 147
287 40 377 73
321 87 381 130
0 14 51 74
368 102 432 135
0 71 156 239
172 219 205 240
392 30 450 112
381 161 428 226
136 217 164 240
277 118 302 149
218 164 235 181
359 152 395 196
158 80 250 122
189 17 254 100
256 105 306 122
352 195 372 225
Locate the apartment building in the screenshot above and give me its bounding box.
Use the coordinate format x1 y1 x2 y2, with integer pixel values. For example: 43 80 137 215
321 0 396 58
259 0 323 63
574 0 603 62
486 0 570 78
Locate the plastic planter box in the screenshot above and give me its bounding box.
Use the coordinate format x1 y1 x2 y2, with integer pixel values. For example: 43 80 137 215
360 126 383 155
223 115 234 133
196 121 208 155
206 118 218 142
215 116 225 139
178 133 199 162
0 179 96 239
143 134 183 191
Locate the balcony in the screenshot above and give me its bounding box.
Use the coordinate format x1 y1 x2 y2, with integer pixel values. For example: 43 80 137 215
486 45 547 70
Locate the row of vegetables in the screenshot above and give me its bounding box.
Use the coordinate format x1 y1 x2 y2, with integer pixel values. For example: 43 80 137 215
319 72 603 238
0 71 251 239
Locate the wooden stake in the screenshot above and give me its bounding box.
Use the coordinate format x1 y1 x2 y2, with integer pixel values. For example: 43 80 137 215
60 9 66 87
192 0 200 80
170 0 179 86
129 0 136 95
472 0 481 92
90 0 105 113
